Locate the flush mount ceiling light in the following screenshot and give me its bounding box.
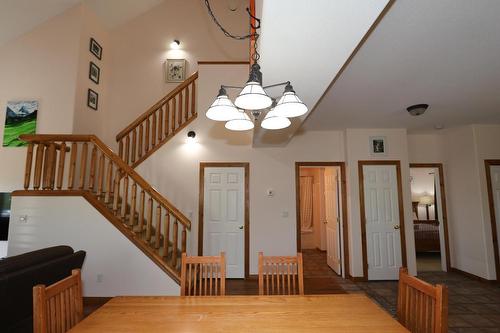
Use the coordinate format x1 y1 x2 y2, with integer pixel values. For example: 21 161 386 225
203 0 308 131
407 104 429 116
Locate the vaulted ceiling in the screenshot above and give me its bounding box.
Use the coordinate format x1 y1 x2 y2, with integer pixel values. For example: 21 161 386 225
0 0 164 46
303 0 500 133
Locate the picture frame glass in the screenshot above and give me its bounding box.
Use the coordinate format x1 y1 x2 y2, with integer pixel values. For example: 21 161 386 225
165 59 186 82
369 136 387 155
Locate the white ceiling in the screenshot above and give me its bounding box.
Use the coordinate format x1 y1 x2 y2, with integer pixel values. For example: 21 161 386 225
303 0 500 132
0 0 164 46
253 0 390 146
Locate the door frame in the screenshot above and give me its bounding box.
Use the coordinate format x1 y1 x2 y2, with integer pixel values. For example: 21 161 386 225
295 162 350 278
358 160 407 280
410 163 451 271
485 159 500 282
198 162 250 278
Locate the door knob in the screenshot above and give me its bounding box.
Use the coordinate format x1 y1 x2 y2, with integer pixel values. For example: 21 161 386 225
239 225 244 230
394 225 400 230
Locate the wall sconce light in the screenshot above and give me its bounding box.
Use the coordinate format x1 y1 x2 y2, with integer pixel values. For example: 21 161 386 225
170 39 180 49
187 130 196 143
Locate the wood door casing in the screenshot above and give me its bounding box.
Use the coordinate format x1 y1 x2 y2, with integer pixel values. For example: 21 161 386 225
295 162 350 278
198 162 250 278
358 161 407 281
485 160 500 282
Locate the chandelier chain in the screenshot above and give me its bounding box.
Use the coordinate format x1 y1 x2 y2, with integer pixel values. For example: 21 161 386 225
204 0 260 62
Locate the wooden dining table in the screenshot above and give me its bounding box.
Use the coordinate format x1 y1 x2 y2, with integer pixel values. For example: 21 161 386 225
70 294 410 332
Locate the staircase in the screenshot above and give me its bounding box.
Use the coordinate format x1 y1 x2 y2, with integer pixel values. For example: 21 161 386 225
15 71 199 284
116 72 198 168
16 134 190 283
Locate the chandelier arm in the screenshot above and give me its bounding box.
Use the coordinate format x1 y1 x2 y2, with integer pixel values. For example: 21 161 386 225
262 81 291 90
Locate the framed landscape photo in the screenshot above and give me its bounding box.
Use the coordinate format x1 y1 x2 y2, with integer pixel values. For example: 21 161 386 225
89 38 102 60
2 101 38 147
87 89 98 110
165 59 186 82
369 136 387 156
89 61 100 84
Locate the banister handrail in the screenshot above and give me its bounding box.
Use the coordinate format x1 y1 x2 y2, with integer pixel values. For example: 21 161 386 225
20 134 191 229
116 71 199 141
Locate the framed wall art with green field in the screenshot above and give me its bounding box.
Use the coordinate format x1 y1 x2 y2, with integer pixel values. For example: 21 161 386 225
2 101 38 147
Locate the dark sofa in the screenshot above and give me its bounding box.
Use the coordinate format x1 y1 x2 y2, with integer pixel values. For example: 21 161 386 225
0 245 86 333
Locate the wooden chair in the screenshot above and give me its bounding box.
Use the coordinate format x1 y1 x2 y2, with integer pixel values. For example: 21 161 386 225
180 252 226 296
33 269 83 333
397 267 448 333
258 252 304 295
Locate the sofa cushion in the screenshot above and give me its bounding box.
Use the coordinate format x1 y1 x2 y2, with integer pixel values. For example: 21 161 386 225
0 245 74 275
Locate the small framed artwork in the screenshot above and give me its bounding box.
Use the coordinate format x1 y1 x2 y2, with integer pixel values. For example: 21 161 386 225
87 89 98 110
165 59 186 82
369 136 387 156
89 62 100 84
89 38 102 60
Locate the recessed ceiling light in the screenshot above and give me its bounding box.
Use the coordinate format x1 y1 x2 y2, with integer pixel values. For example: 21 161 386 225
407 104 429 116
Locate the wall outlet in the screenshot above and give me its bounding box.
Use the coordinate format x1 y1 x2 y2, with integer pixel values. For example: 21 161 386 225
18 215 28 223
96 274 104 283
267 189 275 197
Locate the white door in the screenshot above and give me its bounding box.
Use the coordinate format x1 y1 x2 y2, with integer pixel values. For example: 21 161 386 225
363 165 402 280
491 165 500 269
203 167 245 278
325 168 341 275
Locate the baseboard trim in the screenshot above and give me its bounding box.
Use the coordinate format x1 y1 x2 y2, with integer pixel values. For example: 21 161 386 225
450 267 497 284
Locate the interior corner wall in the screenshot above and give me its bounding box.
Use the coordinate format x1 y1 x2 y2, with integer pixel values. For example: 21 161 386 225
344 128 417 277
103 0 249 148
136 64 346 275
8 196 180 296
72 5 110 138
0 6 83 192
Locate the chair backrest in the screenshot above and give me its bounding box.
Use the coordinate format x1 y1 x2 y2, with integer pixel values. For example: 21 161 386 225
397 267 448 333
180 252 226 296
258 252 304 295
33 269 83 333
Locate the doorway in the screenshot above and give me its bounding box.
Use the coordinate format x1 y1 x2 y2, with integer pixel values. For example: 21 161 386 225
485 160 500 282
359 161 406 280
198 163 249 278
295 162 349 279
410 163 451 274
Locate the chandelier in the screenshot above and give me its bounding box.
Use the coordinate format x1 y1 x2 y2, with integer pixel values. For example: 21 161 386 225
204 1 308 131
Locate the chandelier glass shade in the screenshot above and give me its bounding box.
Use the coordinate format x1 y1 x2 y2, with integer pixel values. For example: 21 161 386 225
261 109 291 130
225 110 254 131
234 81 273 110
206 88 242 121
272 86 308 118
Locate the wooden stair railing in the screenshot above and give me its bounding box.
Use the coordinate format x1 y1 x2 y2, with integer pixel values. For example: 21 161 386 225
116 72 198 168
17 134 191 283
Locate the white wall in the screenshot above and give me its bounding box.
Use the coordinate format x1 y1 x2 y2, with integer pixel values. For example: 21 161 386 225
8 196 179 296
407 133 444 163
345 128 417 277
0 6 82 192
137 64 346 275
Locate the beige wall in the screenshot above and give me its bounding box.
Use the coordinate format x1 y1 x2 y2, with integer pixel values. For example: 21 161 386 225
345 129 417 277
0 6 82 192
136 64 345 275
72 4 110 138
103 0 248 147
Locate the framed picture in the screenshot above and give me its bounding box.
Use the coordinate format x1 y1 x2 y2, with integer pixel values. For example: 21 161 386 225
369 136 387 156
89 38 102 60
87 89 98 110
165 59 186 82
89 62 100 84
2 101 38 147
